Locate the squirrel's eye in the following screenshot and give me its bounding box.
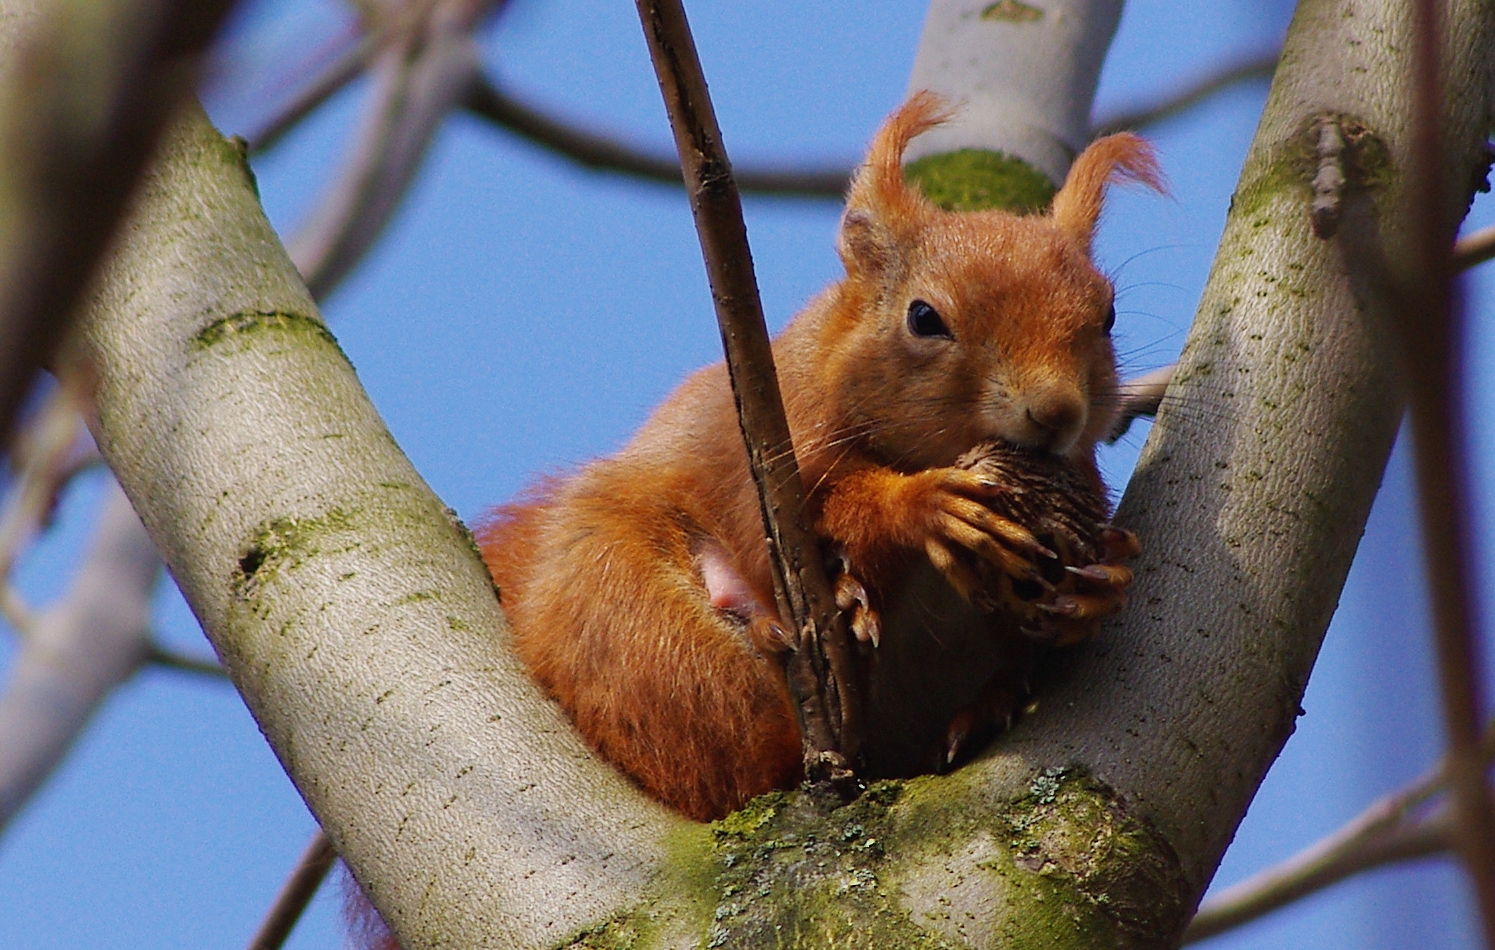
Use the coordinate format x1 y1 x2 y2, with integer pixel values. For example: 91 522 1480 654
1102 303 1117 334
907 300 952 339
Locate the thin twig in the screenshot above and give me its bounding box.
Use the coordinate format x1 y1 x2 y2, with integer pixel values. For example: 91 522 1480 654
1185 722 1495 941
1186 809 1449 942
1091 48 1279 135
245 31 379 154
1402 0 1495 938
0 0 238 452
461 46 1278 200
1455 223 1495 271
245 829 338 950
632 0 864 787
146 643 230 679
462 75 850 197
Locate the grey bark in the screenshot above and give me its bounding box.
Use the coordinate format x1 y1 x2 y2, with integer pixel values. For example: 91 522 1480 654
65 1 1495 949
999 0 1495 905
904 0 1124 181
74 106 685 949
0 482 158 832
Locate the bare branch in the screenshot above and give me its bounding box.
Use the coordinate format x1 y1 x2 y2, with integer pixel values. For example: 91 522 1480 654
1400 0 1495 933
632 0 863 786
245 829 337 950
1184 739 1489 939
0 480 160 833
287 7 483 300
459 45 1280 200
1106 363 1174 442
0 0 238 451
1455 223 1495 271
1186 807 1449 942
1091 48 1278 136
1186 718 1495 941
146 643 229 679
461 76 850 197
245 31 378 154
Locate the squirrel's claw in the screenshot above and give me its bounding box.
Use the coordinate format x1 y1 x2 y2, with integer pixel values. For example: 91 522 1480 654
1030 531 1138 645
833 570 881 648
749 617 798 654
934 677 1025 773
1097 526 1142 560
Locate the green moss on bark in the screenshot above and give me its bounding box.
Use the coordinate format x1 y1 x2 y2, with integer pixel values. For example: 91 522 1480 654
1228 113 1392 225
194 308 343 353
570 769 1187 949
232 508 358 601
905 150 1057 214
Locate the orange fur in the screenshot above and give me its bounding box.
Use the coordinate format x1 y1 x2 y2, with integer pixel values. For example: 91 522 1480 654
478 94 1163 822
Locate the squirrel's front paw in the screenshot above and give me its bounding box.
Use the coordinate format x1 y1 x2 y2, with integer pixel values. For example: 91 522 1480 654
1032 526 1140 646
907 467 1057 607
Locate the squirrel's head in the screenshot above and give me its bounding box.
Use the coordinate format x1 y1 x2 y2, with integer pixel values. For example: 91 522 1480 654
827 92 1163 470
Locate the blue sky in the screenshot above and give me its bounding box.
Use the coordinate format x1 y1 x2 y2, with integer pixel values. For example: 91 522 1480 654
2 0 1493 946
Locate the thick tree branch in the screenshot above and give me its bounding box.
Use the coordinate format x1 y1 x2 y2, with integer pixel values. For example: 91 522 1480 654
0 0 236 450
994 0 1495 911
77 105 684 950
632 0 863 782
0 480 159 833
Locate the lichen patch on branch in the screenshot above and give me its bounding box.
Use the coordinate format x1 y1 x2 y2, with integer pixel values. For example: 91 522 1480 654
232 509 358 602
573 769 1188 949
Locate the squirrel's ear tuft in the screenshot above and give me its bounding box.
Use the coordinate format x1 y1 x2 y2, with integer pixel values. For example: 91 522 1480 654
1049 133 1164 253
838 91 949 276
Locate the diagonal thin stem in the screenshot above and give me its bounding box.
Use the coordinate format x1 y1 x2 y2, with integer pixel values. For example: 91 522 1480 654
1092 47 1279 135
1185 721 1495 941
146 642 229 679
1401 0 1495 939
631 0 863 786
463 75 849 196
244 829 337 950
246 30 378 154
1455 223 1495 271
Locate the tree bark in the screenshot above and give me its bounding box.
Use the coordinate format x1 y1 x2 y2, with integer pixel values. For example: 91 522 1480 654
68 2 1495 950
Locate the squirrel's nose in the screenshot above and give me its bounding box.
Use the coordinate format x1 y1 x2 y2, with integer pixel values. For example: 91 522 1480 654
1022 388 1085 454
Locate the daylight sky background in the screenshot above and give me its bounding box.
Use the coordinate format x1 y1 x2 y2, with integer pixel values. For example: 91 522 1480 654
3 0 1495 946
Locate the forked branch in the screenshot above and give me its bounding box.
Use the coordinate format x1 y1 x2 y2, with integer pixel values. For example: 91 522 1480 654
1185 722 1495 941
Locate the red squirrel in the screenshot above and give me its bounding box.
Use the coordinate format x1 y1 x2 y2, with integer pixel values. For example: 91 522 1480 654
477 92 1161 823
